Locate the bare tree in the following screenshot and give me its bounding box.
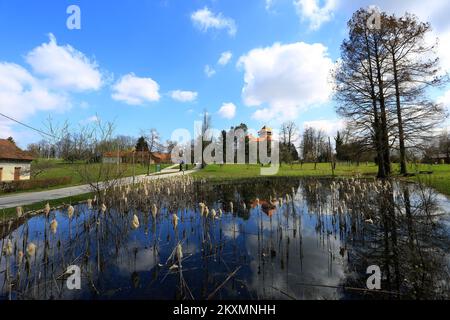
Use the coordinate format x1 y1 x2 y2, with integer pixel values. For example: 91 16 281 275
384 13 447 175
335 9 447 178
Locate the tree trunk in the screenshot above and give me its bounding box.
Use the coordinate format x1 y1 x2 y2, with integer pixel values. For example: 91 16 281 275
392 53 408 175
364 32 386 178
374 36 391 177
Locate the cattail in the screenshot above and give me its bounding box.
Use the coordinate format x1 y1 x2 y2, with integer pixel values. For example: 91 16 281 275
205 206 210 218
211 209 217 219
101 203 107 213
172 214 179 229
50 219 58 234
218 208 223 217
229 202 234 213
26 243 37 257
151 204 158 219
17 250 24 264
199 203 206 216
242 202 247 210
16 206 23 218
132 214 140 229
3 239 13 256
87 199 93 209
68 205 74 219
176 244 183 263
44 203 51 216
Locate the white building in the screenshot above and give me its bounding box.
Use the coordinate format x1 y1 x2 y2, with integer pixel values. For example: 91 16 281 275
0 139 34 182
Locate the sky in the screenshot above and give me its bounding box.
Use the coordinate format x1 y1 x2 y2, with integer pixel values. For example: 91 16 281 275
0 0 449 148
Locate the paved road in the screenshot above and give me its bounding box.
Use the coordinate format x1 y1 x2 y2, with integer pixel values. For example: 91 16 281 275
0 167 199 209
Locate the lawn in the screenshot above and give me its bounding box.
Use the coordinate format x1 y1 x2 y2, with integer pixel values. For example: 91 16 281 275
0 192 93 221
0 159 171 195
193 163 450 196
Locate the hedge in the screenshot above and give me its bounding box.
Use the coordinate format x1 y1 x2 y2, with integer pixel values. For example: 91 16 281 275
0 176 72 193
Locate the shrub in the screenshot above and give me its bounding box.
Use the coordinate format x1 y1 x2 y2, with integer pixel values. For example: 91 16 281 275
0 177 72 193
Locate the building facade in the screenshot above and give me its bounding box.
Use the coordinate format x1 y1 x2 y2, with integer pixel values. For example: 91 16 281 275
0 139 34 182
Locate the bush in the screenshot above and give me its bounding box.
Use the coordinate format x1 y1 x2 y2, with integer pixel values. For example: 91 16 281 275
0 177 72 193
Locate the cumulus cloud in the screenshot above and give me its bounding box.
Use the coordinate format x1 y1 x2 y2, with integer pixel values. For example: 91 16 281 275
294 0 337 30
170 90 198 102
191 7 237 36
218 102 237 119
112 74 160 105
26 34 103 92
0 62 69 138
204 65 216 78
238 42 334 121
218 51 233 66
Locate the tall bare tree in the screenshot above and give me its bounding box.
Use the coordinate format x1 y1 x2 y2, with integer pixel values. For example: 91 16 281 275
383 13 447 175
334 8 447 178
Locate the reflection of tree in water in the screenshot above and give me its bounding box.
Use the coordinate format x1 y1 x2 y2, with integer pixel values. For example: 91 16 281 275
300 180 450 299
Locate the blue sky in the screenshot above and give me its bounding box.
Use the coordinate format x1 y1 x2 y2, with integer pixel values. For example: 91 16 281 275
1 0 449 147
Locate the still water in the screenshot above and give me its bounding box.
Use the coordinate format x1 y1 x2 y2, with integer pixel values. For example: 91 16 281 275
1 177 449 300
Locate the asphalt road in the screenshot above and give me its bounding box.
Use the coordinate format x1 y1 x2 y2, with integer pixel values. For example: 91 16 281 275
0 168 197 209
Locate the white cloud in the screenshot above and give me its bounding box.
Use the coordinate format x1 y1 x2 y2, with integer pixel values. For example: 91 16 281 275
0 62 69 138
303 119 345 136
26 34 102 92
191 7 237 36
204 65 216 78
238 42 334 121
170 90 198 102
79 115 101 125
218 102 237 119
112 74 160 105
294 0 337 30
218 51 233 66
265 0 275 11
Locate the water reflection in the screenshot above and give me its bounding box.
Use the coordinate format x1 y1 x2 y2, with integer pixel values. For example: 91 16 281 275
1 177 449 300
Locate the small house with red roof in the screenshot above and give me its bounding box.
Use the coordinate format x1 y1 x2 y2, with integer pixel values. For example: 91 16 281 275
0 139 34 182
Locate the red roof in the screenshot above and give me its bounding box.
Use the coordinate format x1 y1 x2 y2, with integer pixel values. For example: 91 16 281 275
0 139 34 161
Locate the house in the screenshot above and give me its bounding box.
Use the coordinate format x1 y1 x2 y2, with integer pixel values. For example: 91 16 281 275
247 126 273 143
0 139 34 182
429 153 450 164
102 151 171 165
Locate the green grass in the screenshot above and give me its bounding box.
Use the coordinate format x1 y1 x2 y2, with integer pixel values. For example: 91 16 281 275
193 163 450 196
0 159 171 196
0 192 93 221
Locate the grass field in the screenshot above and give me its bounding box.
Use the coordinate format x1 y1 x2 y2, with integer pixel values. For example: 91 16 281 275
0 159 171 195
193 163 450 196
0 192 94 221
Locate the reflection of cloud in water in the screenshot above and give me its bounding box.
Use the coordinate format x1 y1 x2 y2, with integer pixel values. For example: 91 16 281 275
115 244 158 273
241 215 346 300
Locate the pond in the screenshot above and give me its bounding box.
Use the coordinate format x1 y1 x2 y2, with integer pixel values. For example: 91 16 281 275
1 177 450 300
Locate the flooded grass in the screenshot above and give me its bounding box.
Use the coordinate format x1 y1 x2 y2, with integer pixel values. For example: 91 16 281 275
1 177 449 300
